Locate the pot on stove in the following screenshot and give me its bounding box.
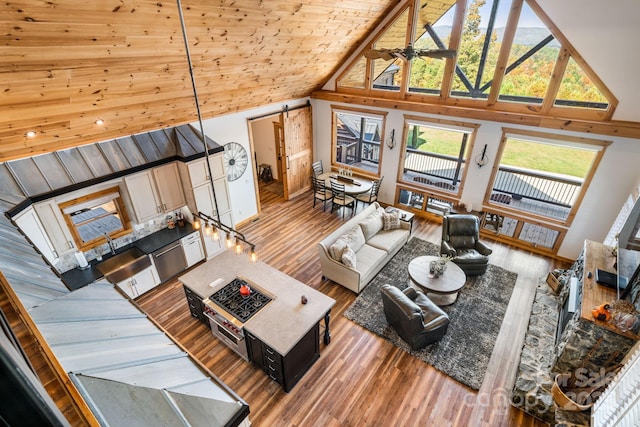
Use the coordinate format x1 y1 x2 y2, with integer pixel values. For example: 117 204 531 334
239 284 251 296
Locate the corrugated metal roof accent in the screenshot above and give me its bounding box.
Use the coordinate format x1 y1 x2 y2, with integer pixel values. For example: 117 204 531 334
0 163 26 210
98 139 132 172
72 375 243 427
6 158 52 196
57 148 97 183
0 215 70 308
29 283 247 426
77 144 114 178
148 128 177 158
0 125 223 214
175 125 221 159
33 153 74 190
132 133 164 163
0 161 245 425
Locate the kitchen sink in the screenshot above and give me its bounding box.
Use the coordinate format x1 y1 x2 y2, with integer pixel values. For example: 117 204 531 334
96 247 151 284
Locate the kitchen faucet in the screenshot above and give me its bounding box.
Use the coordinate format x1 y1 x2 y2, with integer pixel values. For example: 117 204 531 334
104 233 116 255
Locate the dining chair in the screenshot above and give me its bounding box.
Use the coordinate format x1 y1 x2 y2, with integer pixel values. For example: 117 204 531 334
312 175 333 212
312 161 324 177
330 181 356 219
355 176 383 210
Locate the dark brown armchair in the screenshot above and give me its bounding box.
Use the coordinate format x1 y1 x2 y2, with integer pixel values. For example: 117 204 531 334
441 214 492 276
381 284 450 350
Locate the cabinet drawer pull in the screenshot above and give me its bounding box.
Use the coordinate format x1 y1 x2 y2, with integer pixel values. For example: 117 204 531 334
265 347 274 355
267 357 275 363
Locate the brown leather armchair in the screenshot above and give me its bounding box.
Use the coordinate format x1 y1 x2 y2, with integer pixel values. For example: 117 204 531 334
381 284 450 350
441 214 492 276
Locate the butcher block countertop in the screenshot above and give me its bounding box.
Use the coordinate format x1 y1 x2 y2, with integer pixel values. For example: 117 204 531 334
179 250 335 356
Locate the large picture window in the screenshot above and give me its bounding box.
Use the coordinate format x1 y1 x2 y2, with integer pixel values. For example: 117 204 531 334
399 117 478 196
486 129 608 225
331 107 386 176
59 186 132 251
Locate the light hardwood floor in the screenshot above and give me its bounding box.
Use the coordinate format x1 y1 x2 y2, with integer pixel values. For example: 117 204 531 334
137 185 570 427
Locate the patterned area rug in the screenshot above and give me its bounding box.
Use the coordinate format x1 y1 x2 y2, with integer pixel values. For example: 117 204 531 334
343 238 518 390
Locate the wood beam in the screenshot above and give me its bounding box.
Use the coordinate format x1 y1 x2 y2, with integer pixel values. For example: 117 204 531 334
311 90 640 139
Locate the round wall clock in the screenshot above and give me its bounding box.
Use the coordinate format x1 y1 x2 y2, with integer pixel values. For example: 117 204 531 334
223 142 248 181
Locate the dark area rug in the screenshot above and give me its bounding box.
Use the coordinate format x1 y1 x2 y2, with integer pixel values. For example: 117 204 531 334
343 238 518 390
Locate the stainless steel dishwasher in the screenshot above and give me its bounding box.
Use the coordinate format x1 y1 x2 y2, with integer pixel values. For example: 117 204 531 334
152 240 187 282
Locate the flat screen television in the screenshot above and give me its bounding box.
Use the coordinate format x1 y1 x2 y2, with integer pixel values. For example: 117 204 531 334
617 196 640 309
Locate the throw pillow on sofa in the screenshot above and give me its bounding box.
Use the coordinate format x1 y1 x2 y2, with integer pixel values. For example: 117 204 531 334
359 207 384 240
341 245 357 268
383 211 400 230
329 226 366 261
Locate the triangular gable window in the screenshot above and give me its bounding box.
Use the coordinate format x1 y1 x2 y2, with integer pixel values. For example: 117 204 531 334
336 0 615 119
554 57 608 110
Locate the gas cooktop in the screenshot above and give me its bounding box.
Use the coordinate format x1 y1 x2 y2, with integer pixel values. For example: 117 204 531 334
209 277 272 323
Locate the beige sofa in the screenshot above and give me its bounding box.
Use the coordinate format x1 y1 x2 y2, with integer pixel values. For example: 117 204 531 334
317 202 411 293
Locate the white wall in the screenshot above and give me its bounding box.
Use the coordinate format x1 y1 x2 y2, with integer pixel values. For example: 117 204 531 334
251 116 279 180
311 98 640 259
193 98 308 224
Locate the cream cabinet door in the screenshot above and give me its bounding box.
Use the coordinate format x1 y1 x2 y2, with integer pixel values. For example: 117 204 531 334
187 153 226 187
209 153 226 180
132 265 161 296
181 232 205 267
125 171 162 223
14 208 59 265
153 163 185 212
212 178 231 214
116 264 160 299
193 183 216 217
34 200 75 255
187 159 210 188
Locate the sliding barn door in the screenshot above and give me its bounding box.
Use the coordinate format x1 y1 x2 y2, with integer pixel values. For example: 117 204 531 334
280 105 313 200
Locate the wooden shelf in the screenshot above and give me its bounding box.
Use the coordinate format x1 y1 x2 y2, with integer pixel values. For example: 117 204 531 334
581 240 639 341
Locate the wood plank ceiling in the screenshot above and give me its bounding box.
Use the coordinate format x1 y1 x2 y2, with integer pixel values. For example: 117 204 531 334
0 0 395 162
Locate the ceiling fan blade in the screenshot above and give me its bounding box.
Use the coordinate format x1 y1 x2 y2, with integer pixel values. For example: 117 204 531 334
414 49 457 59
363 49 398 61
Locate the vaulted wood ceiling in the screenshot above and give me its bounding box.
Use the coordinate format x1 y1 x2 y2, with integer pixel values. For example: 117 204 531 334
2 0 640 163
0 0 393 162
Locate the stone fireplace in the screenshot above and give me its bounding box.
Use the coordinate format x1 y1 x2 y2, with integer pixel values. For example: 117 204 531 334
512 240 639 426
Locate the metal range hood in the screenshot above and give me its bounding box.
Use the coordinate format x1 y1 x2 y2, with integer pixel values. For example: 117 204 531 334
0 124 222 214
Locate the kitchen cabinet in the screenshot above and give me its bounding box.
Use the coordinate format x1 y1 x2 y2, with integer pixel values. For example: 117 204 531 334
124 163 186 223
181 153 233 259
115 263 160 299
181 232 204 268
33 200 76 256
153 163 186 212
246 324 320 392
186 155 226 187
183 284 207 325
13 207 59 265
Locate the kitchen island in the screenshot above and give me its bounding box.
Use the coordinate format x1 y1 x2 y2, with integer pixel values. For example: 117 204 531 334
179 250 335 391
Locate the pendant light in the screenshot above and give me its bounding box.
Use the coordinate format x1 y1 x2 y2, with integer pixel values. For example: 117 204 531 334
177 0 257 262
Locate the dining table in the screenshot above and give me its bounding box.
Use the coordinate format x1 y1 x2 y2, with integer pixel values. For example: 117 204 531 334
318 172 373 196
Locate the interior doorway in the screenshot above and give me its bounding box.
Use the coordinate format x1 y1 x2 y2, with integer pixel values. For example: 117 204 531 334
249 113 284 204
248 104 314 208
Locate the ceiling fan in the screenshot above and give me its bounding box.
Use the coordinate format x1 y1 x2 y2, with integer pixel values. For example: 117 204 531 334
363 44 456 61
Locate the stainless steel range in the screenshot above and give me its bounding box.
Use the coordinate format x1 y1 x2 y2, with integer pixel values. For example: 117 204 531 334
202 277 273 360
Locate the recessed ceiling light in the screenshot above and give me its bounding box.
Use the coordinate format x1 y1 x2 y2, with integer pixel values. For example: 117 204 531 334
95 119 105 126
25 131 36 138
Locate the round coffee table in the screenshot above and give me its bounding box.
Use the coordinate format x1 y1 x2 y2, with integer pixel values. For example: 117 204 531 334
408 256 466 305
